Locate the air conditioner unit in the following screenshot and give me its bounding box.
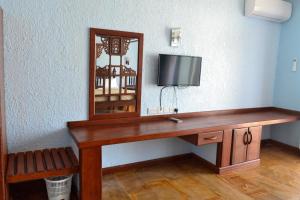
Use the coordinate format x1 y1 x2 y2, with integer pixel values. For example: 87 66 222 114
245 0 292 23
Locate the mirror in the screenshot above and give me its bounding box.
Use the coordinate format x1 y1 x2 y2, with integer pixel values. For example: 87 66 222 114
89 28 143 120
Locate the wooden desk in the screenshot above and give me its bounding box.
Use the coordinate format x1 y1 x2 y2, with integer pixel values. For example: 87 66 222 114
67 107 300 200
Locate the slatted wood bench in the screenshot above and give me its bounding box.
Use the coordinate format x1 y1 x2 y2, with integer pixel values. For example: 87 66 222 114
6 147 79 183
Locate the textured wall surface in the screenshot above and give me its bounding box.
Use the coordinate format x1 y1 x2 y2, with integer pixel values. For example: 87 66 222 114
0 0 281 167
272 0 300 148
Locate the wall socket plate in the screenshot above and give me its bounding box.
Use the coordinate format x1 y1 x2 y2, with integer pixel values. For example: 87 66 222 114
292 58 297 72
147 107 175 115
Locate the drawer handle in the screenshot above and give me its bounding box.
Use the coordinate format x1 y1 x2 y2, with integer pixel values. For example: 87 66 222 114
204 136 218 140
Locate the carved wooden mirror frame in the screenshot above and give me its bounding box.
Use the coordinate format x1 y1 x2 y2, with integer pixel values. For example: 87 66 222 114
89 28 143 120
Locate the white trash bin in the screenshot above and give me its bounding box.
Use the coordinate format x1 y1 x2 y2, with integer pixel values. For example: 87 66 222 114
44 175 72 200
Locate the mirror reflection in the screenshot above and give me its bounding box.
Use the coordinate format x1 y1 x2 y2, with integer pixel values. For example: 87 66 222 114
95 36 138 114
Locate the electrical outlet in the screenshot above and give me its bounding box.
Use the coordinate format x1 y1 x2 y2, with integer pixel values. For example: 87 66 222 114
147 107 175 115
163 107 171 113
292 58 297 72
147 108 160 115
163 107 176 114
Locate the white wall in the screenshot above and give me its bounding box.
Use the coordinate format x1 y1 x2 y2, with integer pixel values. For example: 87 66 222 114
0 0 280 167
272 0 300 148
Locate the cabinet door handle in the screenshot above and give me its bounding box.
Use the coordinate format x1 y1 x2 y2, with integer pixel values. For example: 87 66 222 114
204 136 218 140
243 131 248 145
248 131 253 144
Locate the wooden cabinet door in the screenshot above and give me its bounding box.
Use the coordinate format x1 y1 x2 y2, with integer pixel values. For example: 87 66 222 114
246 126 262 161
231 128 248 165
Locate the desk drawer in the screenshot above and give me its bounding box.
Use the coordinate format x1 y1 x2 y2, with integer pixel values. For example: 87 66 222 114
197 131 223 145
180 131 223 146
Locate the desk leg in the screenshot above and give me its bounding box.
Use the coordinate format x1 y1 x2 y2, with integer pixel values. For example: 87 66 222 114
217 129 233 168
80 147 102 200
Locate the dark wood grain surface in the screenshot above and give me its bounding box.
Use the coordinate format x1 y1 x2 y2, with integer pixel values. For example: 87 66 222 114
102 144 300 200
80 147 102 200
6 147 79 183
68 107 300 149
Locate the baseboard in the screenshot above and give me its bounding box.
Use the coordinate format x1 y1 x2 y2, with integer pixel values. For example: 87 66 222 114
190 153 219 173
261 139 272 146
102 153 261 176
218 159 260 174
103 152 220 175
102 140 298 176
103 153 195 175
261 139 300 155
191 155 261 174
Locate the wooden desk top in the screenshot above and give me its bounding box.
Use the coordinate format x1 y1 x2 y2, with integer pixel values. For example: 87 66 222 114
67 107 300 149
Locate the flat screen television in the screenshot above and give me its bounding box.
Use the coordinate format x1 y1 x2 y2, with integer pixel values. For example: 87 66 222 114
157 54 202 86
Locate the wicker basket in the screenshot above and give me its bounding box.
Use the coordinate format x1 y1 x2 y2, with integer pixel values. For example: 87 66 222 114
44 175 72 200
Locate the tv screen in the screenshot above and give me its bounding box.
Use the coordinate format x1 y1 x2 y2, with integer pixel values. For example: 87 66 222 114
157 54 202 86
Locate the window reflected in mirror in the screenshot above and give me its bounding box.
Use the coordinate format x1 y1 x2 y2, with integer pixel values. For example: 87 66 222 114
94 36 138 114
